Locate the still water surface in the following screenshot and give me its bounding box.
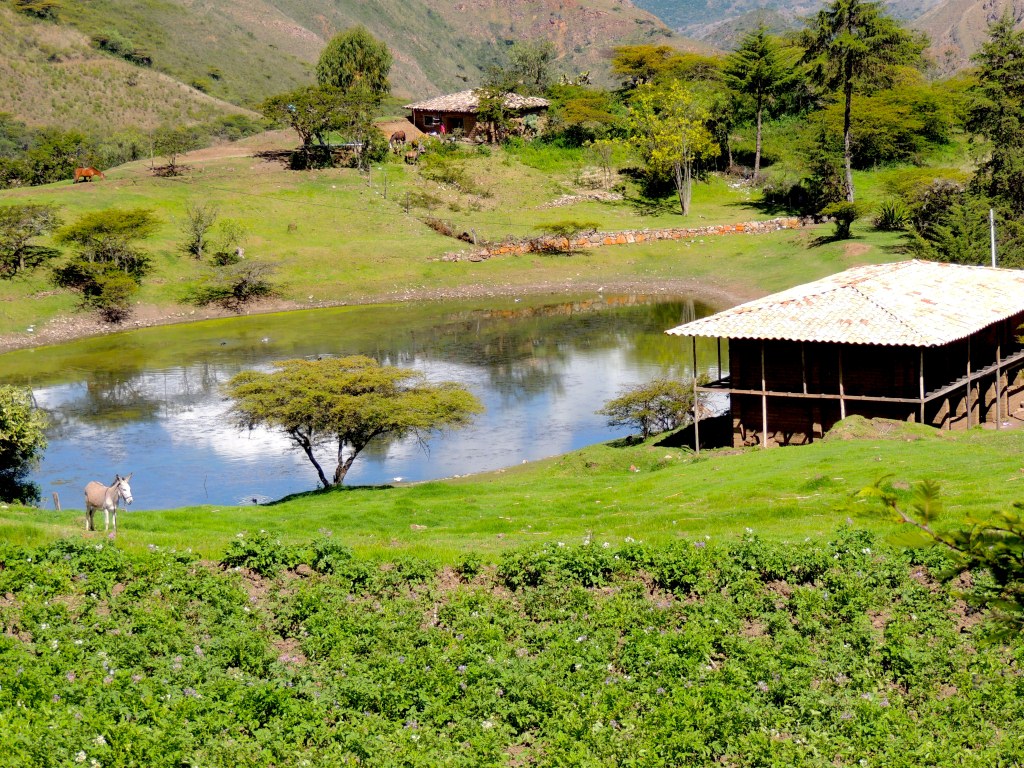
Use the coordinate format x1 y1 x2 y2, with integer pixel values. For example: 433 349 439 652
0 294 725 508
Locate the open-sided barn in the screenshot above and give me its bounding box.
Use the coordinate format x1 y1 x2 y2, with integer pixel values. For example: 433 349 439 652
667 260 1024 449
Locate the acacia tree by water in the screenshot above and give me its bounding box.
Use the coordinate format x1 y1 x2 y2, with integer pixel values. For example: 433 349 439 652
226 356 483 487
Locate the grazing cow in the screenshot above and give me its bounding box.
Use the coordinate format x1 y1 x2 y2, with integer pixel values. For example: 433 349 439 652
389 131 407 153
73 167 105 183
84 473 133 533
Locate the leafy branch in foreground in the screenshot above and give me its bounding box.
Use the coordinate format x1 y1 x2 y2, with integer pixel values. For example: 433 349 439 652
861 477 1024 636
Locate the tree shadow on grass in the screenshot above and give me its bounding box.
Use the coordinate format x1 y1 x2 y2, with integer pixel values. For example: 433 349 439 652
607 435 644 448
264 483 395 506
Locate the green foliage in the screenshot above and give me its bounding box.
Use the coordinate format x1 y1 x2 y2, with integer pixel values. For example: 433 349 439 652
872 197 910 231
51 207 159 322
863 478 1024 638
723 26 800 179
490 40 556 96
821 201 869 239
0 385 46 503
90 29 150 66
180 201 217 260
627 81 719 216
533 219 599 254
185 260 278 310
11 0 58 20
800 0 926 200
152 125 202 175
222 530 301 577
597 377 704 439
225 356 484 488
1 533 1019 764
0 203 60 278
316 25 392 96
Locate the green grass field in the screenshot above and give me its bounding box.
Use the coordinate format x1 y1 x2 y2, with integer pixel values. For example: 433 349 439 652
3 420 1020 560
0 133 906 338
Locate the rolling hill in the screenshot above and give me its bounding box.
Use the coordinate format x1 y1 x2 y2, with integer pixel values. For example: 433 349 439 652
0 5 251 134
16 0 679 114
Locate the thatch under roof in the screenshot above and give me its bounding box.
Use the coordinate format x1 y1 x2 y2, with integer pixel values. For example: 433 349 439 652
404 90 549 113
667 260 1024 347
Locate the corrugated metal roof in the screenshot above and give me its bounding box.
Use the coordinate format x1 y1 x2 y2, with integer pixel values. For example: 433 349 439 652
404 90 549 113
666 260 1024 347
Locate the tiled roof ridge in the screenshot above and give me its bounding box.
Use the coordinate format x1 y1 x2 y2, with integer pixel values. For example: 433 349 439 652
846 262 936 344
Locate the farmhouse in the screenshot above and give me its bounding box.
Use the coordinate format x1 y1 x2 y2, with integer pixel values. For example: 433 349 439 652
404 90 549 139
667 260 1024 449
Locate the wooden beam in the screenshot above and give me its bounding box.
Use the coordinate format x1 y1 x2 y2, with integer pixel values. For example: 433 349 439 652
692 336 700 454
966 336 972 428
801 342 808 395
696 386 921 404
717 337 722 381
761 340 768 448
997 339 1003 429
919 349 925 425
838 348 846 420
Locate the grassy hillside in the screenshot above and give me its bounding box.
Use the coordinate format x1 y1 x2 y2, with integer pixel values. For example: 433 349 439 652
0 132 906 340
24 0 675 110
2 420 1020 559
0 6 250 133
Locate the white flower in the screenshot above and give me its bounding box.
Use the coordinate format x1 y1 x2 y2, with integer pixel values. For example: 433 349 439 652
75 752 86 764
93 735 106 746
481 719 494 729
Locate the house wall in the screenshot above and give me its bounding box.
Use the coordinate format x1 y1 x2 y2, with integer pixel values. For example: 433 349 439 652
409 110 477 136
726 313 1024 446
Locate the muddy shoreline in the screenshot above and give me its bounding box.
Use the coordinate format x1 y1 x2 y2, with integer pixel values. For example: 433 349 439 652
0 277 756 354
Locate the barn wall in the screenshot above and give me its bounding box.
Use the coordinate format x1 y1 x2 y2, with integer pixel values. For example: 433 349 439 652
726 315 1024 446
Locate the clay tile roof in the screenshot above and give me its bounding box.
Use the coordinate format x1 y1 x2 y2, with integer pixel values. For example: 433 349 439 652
666 260 1024 347
403 89 549 113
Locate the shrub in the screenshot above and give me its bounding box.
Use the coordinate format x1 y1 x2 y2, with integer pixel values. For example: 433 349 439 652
309 537 355 574
221 530 300 577
820 201 869 239
873 197 910 231
597 377 705 440
185 261 278 310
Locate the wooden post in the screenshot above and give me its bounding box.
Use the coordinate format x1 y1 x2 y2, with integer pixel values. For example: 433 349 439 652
838 348 846 420
760 340 768 448
966 336 972 428
996 340 1003 429
716 337 722 381
52 491 60 512
692 336 700 454
801 342 808 395
919 349 926 425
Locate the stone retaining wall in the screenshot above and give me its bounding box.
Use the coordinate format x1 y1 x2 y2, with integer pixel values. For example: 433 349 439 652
441 216 818 262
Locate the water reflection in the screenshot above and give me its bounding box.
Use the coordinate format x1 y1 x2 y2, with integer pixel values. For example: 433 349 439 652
0 294 724 508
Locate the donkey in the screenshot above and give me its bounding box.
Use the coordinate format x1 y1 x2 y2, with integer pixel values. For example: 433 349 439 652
73 167 105 183
84 474 133 533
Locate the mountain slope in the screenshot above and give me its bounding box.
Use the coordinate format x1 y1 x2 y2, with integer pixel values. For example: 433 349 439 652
36 0 677 108
0 6 250 133
914 0 1024 73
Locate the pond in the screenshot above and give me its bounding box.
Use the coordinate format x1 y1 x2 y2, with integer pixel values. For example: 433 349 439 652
0 294 726 508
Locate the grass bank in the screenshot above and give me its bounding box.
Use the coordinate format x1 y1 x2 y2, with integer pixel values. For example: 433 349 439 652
3 421 1021 560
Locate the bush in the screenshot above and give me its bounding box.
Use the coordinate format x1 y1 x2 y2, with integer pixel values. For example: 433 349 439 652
820 201 869 239
597 377 704 440
185 260 278 310
873 197 910 231
221 530 300 577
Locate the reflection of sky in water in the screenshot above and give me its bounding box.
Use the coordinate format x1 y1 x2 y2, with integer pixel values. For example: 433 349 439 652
16 297 724 508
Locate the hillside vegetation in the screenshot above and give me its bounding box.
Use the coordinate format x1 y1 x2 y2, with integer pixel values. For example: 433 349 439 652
16 0 677 109
0 6 250 134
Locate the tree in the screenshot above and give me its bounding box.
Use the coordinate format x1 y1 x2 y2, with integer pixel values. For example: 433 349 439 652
597 378 705 440
0 385 47 504
508 41 557 95
800 0 925 201
627 82 719 216
181 201 218 260
226 356 484 488
0 203 61 277
316 26 392 96
611 45 678 88
724 26 799 180
967 16 1024 217
262 86 348 167
152 125 202 176
52 208 160 321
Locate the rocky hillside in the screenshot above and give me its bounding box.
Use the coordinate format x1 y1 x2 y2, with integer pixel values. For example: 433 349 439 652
633 0 1018 68
18 0 677 113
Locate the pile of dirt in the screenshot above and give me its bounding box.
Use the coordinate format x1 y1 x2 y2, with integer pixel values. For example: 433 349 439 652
822 415 945 442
